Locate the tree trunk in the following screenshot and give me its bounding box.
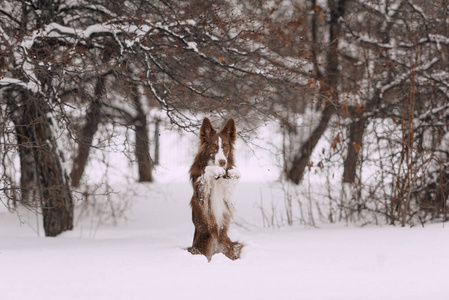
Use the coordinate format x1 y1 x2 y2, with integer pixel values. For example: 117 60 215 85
70 78 104 187
133 87 153 182
135 117 153 182
342 116 367 183
154 118 160 166
16 124 37 204
287 103 334 184
6 91 37 205
286 0 347 185
21 93 73 236
432 171 449 220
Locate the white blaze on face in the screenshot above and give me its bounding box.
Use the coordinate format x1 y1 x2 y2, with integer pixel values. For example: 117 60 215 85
214 136 227 167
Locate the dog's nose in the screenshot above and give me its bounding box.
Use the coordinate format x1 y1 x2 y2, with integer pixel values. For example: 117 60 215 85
219 159 226 167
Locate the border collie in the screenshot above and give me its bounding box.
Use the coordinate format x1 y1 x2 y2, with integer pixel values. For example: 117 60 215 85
187 117 243 261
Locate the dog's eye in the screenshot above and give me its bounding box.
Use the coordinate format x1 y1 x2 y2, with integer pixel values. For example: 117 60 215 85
223 144 229 152
211 144 218 152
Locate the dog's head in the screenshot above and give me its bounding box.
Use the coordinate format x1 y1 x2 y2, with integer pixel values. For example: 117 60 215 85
199 117 236 169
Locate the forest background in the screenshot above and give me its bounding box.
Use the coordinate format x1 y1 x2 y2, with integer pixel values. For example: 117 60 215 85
0 0 448 234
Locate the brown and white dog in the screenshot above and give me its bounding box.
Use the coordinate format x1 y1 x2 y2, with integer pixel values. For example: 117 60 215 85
188 117 243 261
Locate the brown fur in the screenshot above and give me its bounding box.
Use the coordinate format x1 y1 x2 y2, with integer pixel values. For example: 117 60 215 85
187 118 243 261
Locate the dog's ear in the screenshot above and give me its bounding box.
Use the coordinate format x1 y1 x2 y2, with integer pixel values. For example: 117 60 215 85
220 118 236 143
200 117 216 143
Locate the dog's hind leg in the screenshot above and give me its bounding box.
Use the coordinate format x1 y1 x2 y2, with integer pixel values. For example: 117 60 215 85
218 229 244 260
188 230 216 261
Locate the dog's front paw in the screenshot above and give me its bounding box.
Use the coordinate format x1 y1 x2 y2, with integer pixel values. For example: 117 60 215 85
227 168 241 180
205 166 226 179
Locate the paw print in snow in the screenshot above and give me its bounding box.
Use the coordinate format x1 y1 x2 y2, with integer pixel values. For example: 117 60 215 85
205 166 226 179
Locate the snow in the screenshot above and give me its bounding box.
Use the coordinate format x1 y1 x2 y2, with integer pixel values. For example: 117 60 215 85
186 41 199 53
0 77 40 94
185 20 197 26
1 179 449 299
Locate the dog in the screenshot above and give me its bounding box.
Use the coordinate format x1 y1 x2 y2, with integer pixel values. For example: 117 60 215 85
187 117 243 261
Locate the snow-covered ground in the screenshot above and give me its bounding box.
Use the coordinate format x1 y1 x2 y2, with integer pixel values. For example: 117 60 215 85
1 180 448 300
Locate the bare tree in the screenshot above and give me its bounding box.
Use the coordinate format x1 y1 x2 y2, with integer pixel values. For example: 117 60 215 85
278 0 449 225
0 0 295 233
0 0 76 235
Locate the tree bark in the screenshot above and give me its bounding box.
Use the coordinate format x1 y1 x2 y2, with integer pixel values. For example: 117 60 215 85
133 87 153 182
70 77 104 187
21 93 74 236
6 91 37 205
154 118 160 166
135 116 153 182
287 103 334 184
432 171 449 220
15 123 37 204
342 116 367 183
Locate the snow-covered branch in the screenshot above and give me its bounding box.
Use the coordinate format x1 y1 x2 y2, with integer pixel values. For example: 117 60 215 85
379 57 439 99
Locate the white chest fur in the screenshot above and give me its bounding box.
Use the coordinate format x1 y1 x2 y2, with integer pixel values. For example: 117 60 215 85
209 178 229 228
200 166 240 228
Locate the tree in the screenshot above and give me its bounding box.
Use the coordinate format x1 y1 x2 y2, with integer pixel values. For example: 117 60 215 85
338 0 449 224
278 0 449 225
0 0 76 236
0 0 294 233
287 0 347 184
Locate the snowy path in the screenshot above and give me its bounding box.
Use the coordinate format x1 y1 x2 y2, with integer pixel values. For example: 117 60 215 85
1 182 448 300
